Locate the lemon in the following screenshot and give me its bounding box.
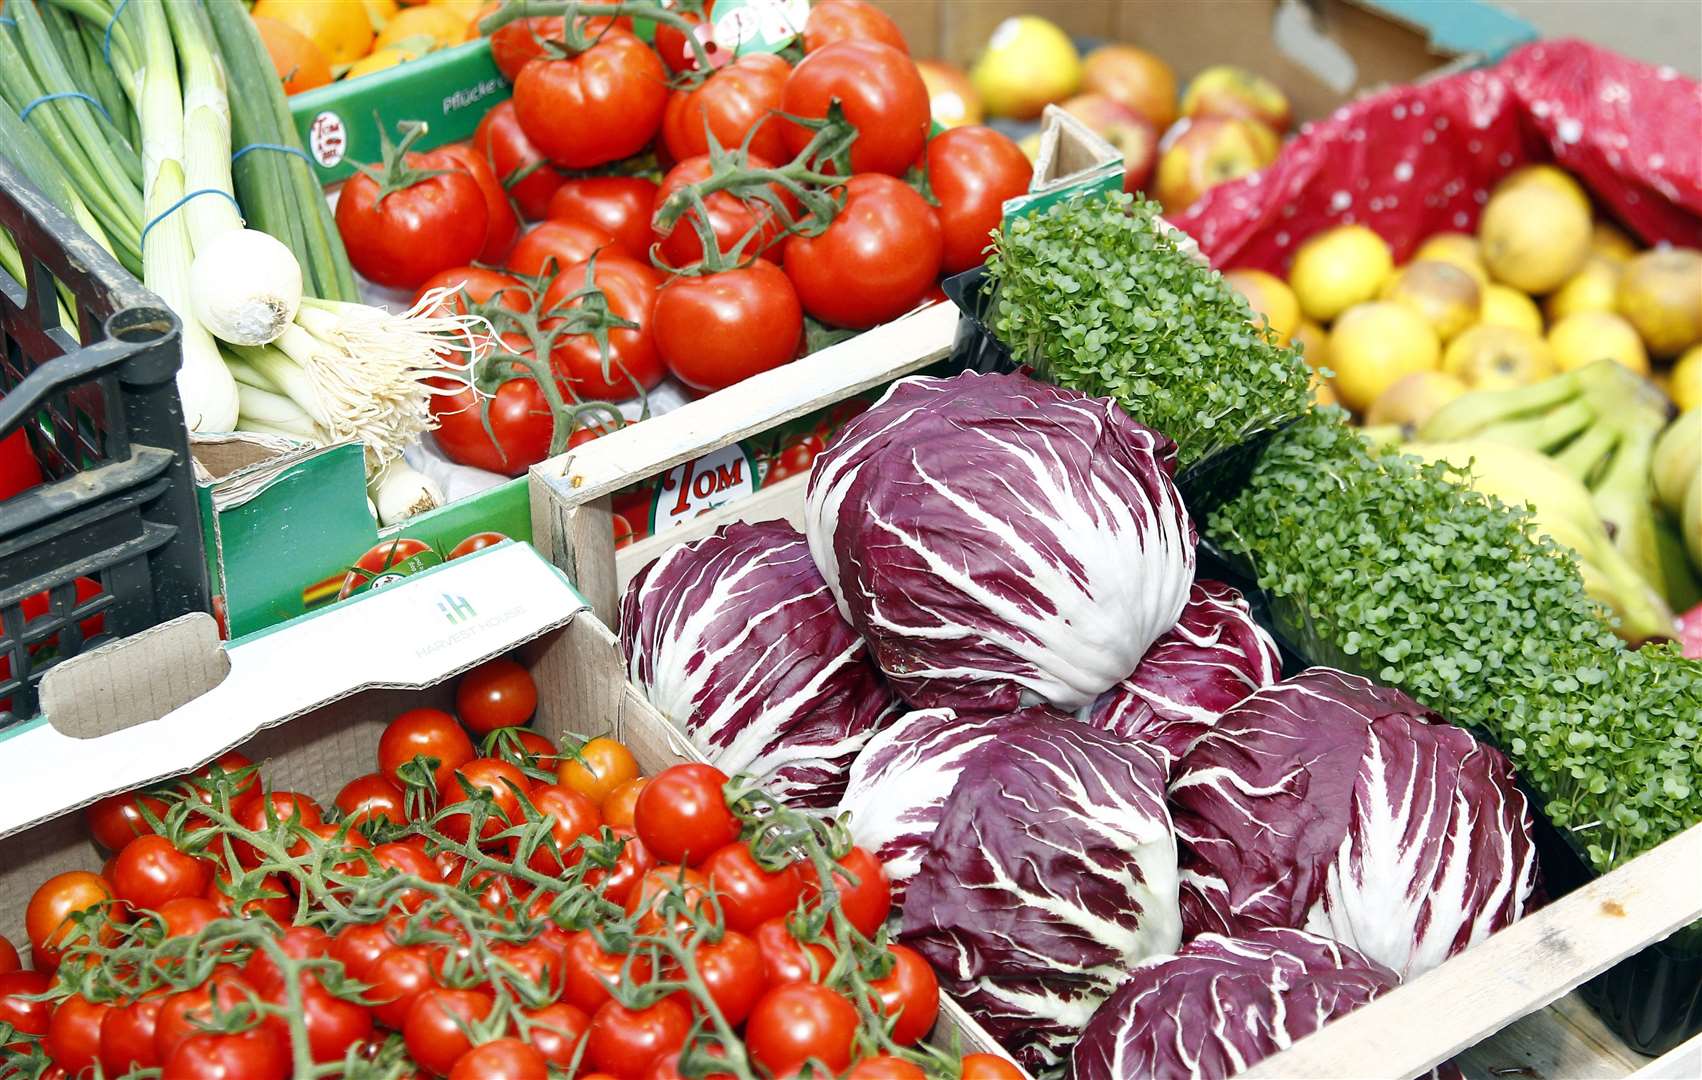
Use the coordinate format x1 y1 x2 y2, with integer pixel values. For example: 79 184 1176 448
1670 345 1702 411
1328 301 1441 412
1413 232 1488 287
1591 221 1639 263
1479 284 1544 336
1289 225 1394 323
1223 269 1300 342
1479 184 1591 294
1495 164 1591 217
1381 260 1481 342
1545 258 1621 322
970 17 1081 120
1616 248 1702 358
1548 311 1650 375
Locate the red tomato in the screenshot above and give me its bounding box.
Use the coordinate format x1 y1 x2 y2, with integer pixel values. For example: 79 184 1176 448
155 897 221 939
413 268 532 316
517 1002 589 1068
0 970 52 1045
961 1053 1027 1079
524 784 602 874
456 657 537 735
870 944 939 1045
763 434 824 483
474 101 566 220
927 126 1035 273
430 368 555 478
633 763 740 866
560 929 652 1014
702 842 805 933
599 777 646 830
507 218 616 279
654 154 794 267
547 177 660 261
784 173 942 328
654 261 802 394
336 148 489 289
87 791 168 852
450 1037 549 1080
645 1051 735 1080
586 826 655 908
506 729 563 773
336 772 409 828
0 935 16 975
372 841 444 913
542 254 665 401
490 938 567 1000
649 5 707 73
205 865 293 924
99 994 164 1073
586 998 691 1078
180 751 262 825
233 791 325 868
661 53 790 165
513 32 668 169
439 143 522 262
449 531 510 559
0 428 41 501
753 917 833 985
490 15 563 82
781 41 928 176
803 0 909 54
379 708 477 791
850 1058 927 1079
803 845 891 937
154 974 258 1062
437 757 531 844
45 994 109 1073
338 537 434 600
290 823 373 881
405 986 494 1076
162 1024 289 1080
330 920 402 984
623 866 712 936
745 982 859 1075
368 945 440 1029
26 870 118 967
692 930 765 1025
257 970 371 1065
243 925 332 998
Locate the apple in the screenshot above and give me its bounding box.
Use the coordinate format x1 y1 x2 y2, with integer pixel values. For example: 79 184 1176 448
1181 64 1291 133
1153 115 1279 213
1081 44 1177 131
917 60 982 129
1060 93 1158 193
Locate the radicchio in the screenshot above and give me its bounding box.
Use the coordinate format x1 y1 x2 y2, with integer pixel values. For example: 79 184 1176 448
1170 668 1539 980
621 521 895 806
803 370 1196 714
1071 928 1429 1080
899 714 1181 1069
1081 579 1281 765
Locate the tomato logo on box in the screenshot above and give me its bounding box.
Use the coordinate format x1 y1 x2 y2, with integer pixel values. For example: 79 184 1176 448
310 111 347 168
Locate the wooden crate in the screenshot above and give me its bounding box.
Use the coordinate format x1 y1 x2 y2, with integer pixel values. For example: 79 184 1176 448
535 401 1702 1078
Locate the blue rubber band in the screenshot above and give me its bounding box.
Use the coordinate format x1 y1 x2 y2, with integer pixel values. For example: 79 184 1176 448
102 0 130 66
0 16 17 28
20 91 111 124
232 142 313 168
139 188 241 247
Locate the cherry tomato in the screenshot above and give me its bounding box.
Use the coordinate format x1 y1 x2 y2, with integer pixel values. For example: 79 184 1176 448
561 929 652 1014
524 784 603 874
587 826 656 908
547 177 660 261
405 986 494 1076
753 917 833 985
928 126 1035 273
291 822 372 880
645 1051 735 1080
961 1053 1026 1079
510 729 562 772
624 866 712 936
558 737 640 805
456 657 538 735
45 993 109 1073
507 218 617 279
430 364 556 477
26 870 118 967
182 752 263 825
661 52 790 166
850 1057 928 1079
413 268 532 316
336 772 409 828
0 970 52 1045
205 865 293 924
329 921 402 985
450 1037 549 1080
763 433 824 483
490 938 567 1000
232 791 324 868
516 1001 589 1069
86 790 168 851
161 1024 289 1080
781 40 928 176
154 974 258 1062
368 945 441 1029
692 930 765 1025
599 777 647 830
654 261 803 394
440 143 522 263
633 764 739 866
99 993 164 1073
654 154 794 267
243 925 332 998
803 0 909 54
449 531 510 559
586 997 691 1078
474 101 566 220
870 944 939 1045
154 897 221 940
282 975 373 1064
336 148 489 290
379 708 477 791
0 935 16 974
702 842 805 933
745 982 859 1075
803 845 891 937
371 841 444 914
513 31 668 169
785 173 942 328
437 757 531 844
542 254 665 401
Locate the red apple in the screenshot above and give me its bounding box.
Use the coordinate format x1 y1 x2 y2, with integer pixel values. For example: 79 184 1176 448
1181 64 1291 133
1153 115 1280 212
1061 93 1157 194
917 59 982 129
1081 44 1177 132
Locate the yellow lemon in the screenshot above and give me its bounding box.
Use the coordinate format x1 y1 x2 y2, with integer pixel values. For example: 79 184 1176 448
1670 345 1702 411
1479 183 1591 294
1591 221 1639 263
1223 269 1300 343
1289 225 1394 323
971 17 1081 120
1327 301 1441 413
1545 258 1621 322
1413 232 1488 287
1479 284 1544 336
1380 260 1482 342
1616 248 1702 358
1548 311 1650 375
1495 163 1591 217
1443 324 1557 390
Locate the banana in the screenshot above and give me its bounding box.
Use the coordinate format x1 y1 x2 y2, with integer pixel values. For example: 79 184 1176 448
1476 398 1596 453
1685 471 1702 572
1574 357 1671 424
1590 414 1667 601
1653 512 1702 611
1417 370 1583 442
1651 409 1700 515
1552 420 1620 486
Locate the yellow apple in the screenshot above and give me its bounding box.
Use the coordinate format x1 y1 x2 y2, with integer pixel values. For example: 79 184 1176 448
1328 301 1441 413
1223 269 1301 342
1081 44 1177 132
1365 370 1470 429
1180 64 1291 133
1548 311 1650 375
1442 324 1557 390
1381 260 1482 342
1545 258 1621 323
1479 284 1544 336
970 16 1081 120
1152 116 1279 213
1413 232 1488 287
1479 184 1591 295
1288 225 1394 323
1616 247 1702 357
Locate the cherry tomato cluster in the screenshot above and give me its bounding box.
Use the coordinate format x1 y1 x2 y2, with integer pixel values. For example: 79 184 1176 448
0 654 1014 1079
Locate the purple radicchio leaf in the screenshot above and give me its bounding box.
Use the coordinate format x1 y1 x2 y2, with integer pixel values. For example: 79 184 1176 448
803 370 1197 714
1170 668 1539 979
620 520 897 807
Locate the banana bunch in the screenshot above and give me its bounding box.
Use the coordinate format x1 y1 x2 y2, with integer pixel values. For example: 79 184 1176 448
1413 359 1692 642
1653 409 1701 573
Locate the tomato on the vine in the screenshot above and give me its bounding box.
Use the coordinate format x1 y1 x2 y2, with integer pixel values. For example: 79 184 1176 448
0 971 51 1045
560 929 652 1014
0 935 16 975
557 737 639 805
547 177 659 262
633 764 740 866
26 870 118 968
154 974 260 1062
430 362 556 477
654 154 794 267
368 944 441 1029
439 144 522 263
87 791 168 852
784 173 942 328
456 657 538 735
542 254 665 401
961 1052 1027 1079
702 843 804 934
243 925 332 998
645 1050 736 1080
474 101 567 220
155 897 220 939
329 919 402 984
336 142 489 290
379 708 477 791
490 15 564 82
517 1001 590 1068
745 982 860 1074
586 997 691 1077
871 944 940 1045
654 261 803 394
436 757 531 844
449 1037 550 1080
803 844 891 937
404 986 494 1076
692 929 766 1025
752 917 833 986
599 777 646 830
927 125 1035 273
513 31 668 169
162 1026 290 1080
334 772 407 829
99 993 164 1073
524 784 602 874
233 791 324 867
45 993 109 1073
623 866 712 936
661 52 790 166
850 1058 928 1079
585 826 655 908
763 434 825 483
413 267 532 316
781 40 929 176
338 538 435 600
205 865 293 923
648 4 708 73
803 0 909 54
508 220 618 283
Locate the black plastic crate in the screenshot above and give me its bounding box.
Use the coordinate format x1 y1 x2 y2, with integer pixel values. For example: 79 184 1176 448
0 154 209 730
